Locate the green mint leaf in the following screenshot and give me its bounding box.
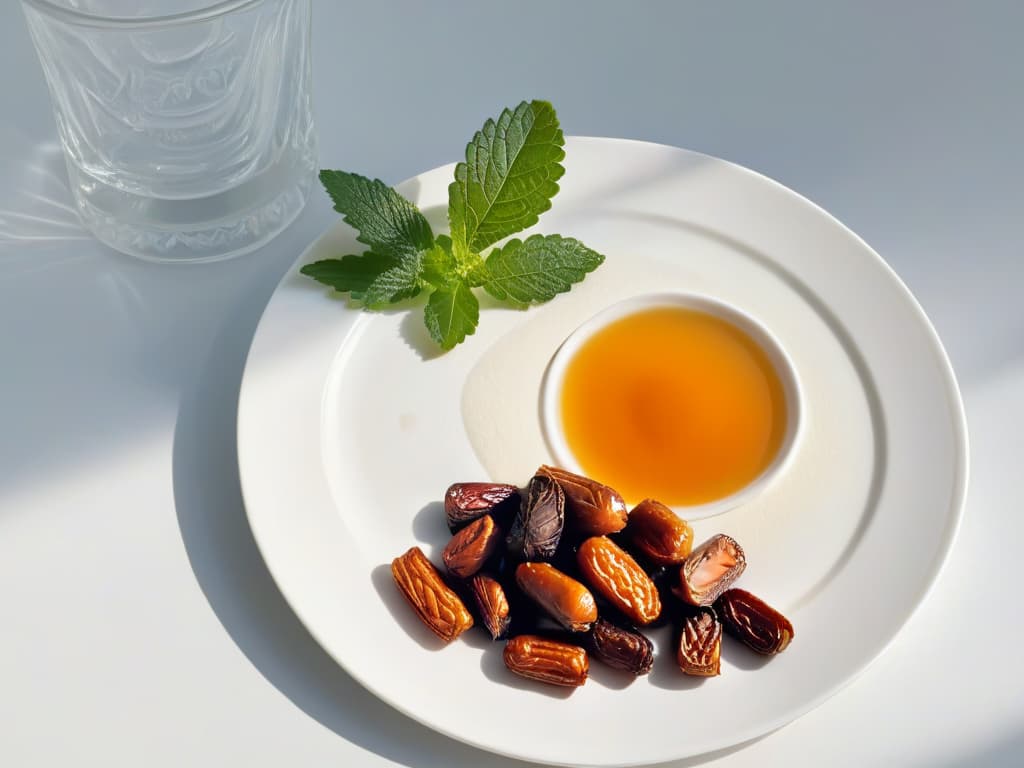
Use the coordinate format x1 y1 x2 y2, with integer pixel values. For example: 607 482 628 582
319 170 434 261
483 234 605 306
423 281 479 350
449 100 565 254
300 253 397 301
360 254 423 308
299 252 420 307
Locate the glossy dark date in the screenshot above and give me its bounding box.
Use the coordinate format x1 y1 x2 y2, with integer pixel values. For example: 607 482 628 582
588 617 654 675
506 471 564 560
444 482 520 532
716 588 794 654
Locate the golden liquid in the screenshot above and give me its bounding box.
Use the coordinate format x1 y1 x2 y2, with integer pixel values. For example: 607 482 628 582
560 306 787 506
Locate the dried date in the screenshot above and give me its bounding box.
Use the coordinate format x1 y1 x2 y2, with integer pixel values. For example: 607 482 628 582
442 514 502 578
503 635 589 687
626 498 694 566
506 471 564 560
716 588 794 654
391 546 474 642
540 465 628 536
516 562 597 632
674 534 747 606
588 617 654 675
576 536 662 625
469 573 511 640
677 606 722 676
444 482 520 532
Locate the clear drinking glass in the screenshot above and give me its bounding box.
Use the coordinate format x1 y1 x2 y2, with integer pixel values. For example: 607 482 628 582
20 0 317 263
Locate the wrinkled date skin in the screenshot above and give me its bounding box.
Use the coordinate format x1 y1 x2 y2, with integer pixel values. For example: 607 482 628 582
626 499 694 566
516 562 597 632
540 465 628 537
577 536 662 625
635 564 675 629
716 588 794 654
588 617 654 675
391 547 474 642
469 573 511 640
444 483 520 532
677 606 722 676
503 634 589 687
442 514 503 579
507 472 565 560
674 534 747 606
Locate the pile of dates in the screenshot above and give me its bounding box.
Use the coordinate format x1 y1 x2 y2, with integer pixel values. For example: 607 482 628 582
391 465 793 688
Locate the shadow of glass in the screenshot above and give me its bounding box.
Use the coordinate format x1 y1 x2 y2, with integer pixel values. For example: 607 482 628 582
0 132 90 254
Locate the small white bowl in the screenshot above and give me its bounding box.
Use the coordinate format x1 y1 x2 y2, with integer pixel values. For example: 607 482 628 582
541 292 803 520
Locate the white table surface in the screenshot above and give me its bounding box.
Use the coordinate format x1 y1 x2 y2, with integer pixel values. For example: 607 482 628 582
2 2 1022 766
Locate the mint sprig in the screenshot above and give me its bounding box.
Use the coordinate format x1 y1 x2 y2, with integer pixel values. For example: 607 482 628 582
301 100 605 351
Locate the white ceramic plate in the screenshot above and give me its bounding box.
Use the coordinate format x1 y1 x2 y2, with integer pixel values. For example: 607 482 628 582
237 138 968 767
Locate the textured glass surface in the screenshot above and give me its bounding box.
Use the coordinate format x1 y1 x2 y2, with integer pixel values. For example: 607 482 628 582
23 0 316 261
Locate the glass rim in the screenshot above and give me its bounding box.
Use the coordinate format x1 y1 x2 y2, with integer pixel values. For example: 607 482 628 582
20 0 266 28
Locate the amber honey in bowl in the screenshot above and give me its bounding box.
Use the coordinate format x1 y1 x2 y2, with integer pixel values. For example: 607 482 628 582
544 294 800 517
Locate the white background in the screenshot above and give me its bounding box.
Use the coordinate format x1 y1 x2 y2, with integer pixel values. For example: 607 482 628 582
1 2 1021 766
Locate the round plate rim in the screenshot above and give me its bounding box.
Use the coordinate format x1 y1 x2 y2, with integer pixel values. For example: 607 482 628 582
237 136 969 766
